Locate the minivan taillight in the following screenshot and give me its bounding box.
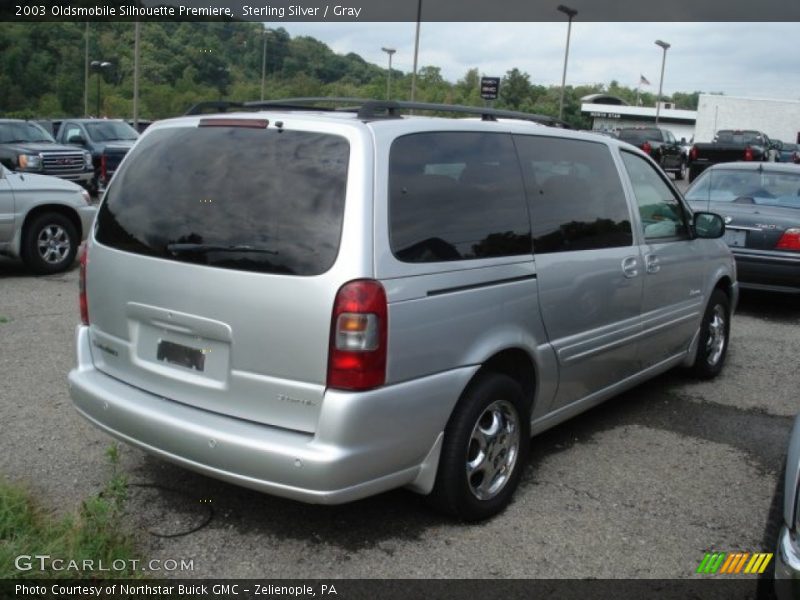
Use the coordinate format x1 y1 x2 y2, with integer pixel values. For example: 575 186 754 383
79 244 89 325
776 228 800 252
690 145 698 161
744 146 754 161
327 279 387 391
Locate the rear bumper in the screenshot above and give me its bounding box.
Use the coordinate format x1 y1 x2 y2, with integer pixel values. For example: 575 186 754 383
775 525 800 600
733 250 800 293
68 326 474 504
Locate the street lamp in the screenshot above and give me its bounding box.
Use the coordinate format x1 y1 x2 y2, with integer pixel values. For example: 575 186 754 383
260 27 268 101
411 0 422 104
90 60 113 116
557 4 578 121
381 47 396 100
654 39 670 126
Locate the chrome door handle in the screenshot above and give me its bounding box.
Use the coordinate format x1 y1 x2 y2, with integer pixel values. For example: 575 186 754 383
645 254 660 274
621 256 639 278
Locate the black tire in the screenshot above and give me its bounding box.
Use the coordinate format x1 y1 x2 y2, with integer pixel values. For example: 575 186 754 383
675 159 686 181
428 372 530 521
21 212 79 275
690 289 731 379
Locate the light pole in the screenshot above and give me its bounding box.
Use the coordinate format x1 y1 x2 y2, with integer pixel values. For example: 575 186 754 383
381 47 396 100
260 27 267 101
84 23 89 117
654 39 670 126
133 22 140 129
410 0 422 104
557 4 577 121
90 60 113 116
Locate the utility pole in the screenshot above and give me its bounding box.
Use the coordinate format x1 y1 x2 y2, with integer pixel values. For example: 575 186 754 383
133 21 140 128
84 22 89 117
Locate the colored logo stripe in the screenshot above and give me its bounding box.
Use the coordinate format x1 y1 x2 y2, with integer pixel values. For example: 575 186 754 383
696 552 773 575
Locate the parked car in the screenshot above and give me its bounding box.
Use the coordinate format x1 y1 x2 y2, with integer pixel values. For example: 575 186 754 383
0 119 94 189
685 162 800 293
774 141 800 164
0 163 95 274
55 119 139 194
775 413 800 599
68 99 736 520
689 130 776 182
618 126 687 180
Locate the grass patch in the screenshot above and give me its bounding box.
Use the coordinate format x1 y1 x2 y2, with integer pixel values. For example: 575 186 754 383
0 316 9 323
0 444 142 579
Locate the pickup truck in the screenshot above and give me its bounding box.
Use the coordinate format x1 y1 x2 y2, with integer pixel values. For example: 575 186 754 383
617 127 687 180
55 119 139 193
688 129 776 182
0 162 95 274
0 119 94 189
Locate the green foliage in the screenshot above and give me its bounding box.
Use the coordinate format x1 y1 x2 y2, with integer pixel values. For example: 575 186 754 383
0 22 705 127
0 444 140 579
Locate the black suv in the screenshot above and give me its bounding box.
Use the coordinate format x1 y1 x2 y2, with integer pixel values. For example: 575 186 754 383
618 127 687 180
0 119 94 187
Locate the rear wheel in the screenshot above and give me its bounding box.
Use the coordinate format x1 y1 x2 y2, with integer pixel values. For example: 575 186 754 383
428 372 530 521
688 164 702 183
21 212 79 275
690 289 731 379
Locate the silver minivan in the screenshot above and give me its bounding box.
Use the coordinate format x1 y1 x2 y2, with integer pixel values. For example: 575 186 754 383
68 100 737 520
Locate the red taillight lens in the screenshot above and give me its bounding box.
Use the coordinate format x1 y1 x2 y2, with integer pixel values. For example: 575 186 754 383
79 244 89 325
100 154 107 183
776 228 800 252
327 279 387 391
744 146 754 161
690 145 698 161
641 141 652 154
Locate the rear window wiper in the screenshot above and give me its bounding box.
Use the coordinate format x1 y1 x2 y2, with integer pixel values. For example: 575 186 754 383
166 243 279 256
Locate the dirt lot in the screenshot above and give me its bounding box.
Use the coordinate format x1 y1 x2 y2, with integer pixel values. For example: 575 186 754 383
0 254 796 583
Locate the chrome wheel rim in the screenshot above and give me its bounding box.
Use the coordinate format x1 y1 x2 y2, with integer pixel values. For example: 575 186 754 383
466 399 520 501
37 224 70 264
705 305 726 366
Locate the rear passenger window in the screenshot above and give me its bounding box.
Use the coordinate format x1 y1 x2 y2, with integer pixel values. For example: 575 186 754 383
514 136 633 254
620 151 689 240
388 132 530 263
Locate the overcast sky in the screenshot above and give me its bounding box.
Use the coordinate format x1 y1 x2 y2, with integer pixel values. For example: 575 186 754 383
281 22 800 101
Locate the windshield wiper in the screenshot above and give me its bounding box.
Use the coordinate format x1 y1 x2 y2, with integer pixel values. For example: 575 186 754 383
166 243 279 256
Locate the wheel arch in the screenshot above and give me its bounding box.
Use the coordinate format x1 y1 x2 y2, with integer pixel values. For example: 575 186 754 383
20 203 83 250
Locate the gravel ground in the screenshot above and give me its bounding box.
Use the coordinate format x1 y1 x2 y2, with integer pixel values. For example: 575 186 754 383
0 251 796 583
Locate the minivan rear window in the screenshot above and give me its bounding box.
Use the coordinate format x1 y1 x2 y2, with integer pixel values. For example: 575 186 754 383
95 125 349 276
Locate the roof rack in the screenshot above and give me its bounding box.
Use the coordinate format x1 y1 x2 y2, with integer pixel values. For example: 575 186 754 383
184 97 571 128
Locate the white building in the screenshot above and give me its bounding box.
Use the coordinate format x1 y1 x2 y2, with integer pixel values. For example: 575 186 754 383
580 94 697 142
694 94 800 144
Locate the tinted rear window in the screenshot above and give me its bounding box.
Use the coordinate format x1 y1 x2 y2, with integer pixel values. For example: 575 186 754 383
95 125 349 276
618 129 661 144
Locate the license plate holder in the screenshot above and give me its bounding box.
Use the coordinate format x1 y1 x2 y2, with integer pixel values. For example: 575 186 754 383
723 228 747 248
157 340 206 372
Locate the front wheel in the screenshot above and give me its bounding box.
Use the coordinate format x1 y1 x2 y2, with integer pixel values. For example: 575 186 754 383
21 212 79 275
428 372 530 521
690 289 731 379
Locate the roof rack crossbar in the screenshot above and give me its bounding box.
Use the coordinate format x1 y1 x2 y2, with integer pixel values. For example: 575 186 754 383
184 97 570 128
356 100 571 128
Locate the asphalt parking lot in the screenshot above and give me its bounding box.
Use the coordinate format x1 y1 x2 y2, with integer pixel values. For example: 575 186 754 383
0 243 797 583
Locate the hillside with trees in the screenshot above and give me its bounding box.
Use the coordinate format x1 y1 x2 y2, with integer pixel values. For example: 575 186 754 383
0 22 703 128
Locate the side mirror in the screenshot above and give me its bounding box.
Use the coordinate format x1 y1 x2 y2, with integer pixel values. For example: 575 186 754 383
680 137 687 144
693 212 725 239
68 135 87 146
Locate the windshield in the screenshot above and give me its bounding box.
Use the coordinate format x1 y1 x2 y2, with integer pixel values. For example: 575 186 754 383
0 121 55 144
686 168 800 209
95 125 350 275
85 121 139 142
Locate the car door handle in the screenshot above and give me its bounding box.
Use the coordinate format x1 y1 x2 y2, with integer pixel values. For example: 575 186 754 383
621 256 639 278
645 254 660 274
